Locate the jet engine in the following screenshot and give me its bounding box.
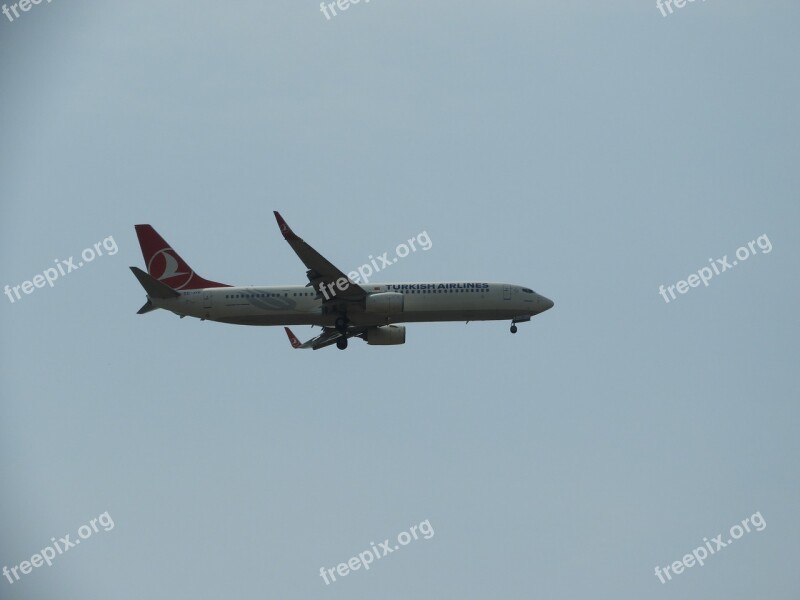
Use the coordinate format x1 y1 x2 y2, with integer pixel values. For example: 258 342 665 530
365 325 406 345
365 292 404 315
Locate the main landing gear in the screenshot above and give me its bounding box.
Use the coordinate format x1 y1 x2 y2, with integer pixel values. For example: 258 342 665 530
335 314 349 349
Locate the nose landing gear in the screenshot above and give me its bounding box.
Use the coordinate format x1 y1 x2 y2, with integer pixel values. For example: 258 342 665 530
509 315 529 334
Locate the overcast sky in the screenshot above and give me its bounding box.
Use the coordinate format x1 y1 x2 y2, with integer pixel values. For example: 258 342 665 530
1 1 798 598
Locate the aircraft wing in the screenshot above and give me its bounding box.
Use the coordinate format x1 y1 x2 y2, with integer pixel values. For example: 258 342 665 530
273 211 368 302
284 326 361 350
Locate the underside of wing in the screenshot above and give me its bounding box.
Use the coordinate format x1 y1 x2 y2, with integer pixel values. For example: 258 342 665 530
284 326 364 350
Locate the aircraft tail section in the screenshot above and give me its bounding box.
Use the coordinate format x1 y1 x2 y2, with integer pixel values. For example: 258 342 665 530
128 266 179 315
129 266 180 299
136 300 158 314
134 224 231 290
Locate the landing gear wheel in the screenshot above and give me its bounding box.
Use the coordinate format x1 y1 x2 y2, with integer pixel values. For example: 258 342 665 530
510 324 518 334
336 337 348 350
335 316 348 332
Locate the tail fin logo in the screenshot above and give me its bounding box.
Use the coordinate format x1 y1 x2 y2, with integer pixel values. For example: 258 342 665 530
147 248 193 290
284 327 302 348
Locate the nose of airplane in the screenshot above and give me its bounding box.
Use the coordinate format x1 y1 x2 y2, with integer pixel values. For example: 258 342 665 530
540 296 554 312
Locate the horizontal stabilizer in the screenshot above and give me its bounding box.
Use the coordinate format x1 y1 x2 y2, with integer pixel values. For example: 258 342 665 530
137 300 158 314
129 266 180 299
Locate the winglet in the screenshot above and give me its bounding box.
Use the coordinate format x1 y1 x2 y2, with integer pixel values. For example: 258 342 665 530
273 211 300 241
284 327 303 349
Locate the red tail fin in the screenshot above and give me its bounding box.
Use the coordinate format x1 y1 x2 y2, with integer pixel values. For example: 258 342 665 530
134 225 231 290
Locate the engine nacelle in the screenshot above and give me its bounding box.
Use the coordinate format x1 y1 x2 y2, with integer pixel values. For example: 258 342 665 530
365 292 404 315
365 325 406 345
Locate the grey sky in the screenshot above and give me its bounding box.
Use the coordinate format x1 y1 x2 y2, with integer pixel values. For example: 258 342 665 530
1 1 798 598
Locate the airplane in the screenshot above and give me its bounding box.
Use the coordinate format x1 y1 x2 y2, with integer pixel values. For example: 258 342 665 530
129 212 554 350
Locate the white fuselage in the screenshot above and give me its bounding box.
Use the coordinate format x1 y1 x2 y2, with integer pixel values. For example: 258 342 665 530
150 282 554 327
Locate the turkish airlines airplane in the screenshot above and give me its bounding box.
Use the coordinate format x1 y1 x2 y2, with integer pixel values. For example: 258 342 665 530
129 212 554 350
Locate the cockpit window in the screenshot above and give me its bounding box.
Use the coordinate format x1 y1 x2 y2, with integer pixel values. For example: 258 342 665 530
521 288 534 293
